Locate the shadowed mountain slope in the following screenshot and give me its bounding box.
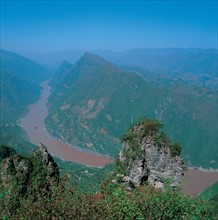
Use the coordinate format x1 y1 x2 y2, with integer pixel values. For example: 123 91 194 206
0 49 51 153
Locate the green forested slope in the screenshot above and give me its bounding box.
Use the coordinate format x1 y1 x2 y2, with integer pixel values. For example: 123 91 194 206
49 60 73 88
46 53 217 168
0 49 51 153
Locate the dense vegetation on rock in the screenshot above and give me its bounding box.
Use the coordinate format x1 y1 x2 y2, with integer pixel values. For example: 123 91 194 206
0 144 217 220
46 52 217 168
121 118 181 158
0 145 16 162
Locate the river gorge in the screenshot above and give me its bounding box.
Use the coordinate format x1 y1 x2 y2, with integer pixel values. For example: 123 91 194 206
21 80 218 196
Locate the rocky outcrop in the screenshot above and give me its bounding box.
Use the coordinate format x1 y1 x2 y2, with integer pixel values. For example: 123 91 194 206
143 138 183 187
32 143 59 179
117 118 184 189
0 154 32 192
0 144 59 194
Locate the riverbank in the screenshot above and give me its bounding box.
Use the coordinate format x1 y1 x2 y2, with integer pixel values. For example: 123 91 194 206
21 80 218 195
21 80 112 167
182 168 218 196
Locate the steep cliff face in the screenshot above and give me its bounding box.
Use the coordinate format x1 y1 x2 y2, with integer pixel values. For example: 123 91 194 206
117 118 184 189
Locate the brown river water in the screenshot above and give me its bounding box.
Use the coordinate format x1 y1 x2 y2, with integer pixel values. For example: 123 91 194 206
21 81 217 196
21 81 112 167
182 168 217 196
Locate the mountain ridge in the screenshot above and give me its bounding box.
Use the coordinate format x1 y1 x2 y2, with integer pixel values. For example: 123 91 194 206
30 48 218 73
45 52 217 168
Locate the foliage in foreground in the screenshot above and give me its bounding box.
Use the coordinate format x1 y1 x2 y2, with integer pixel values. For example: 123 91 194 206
1 175 217 219
0 143 217 220
54 157 114 193
200 181 218 218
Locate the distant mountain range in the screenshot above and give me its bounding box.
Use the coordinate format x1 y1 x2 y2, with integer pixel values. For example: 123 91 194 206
46 52 218 168
108 48 217 76
33 48 217 75
33 48 218 90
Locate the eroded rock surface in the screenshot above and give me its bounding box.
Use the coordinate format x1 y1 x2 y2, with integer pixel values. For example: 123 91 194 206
117 119 184 189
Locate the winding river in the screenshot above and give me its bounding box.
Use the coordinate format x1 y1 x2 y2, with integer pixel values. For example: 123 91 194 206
21 80 217 196
21 80 112 167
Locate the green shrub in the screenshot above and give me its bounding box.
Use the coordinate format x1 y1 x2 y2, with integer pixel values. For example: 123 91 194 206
169 143 182 157
1 165 216 220
121 118 182 157
0 145 16 162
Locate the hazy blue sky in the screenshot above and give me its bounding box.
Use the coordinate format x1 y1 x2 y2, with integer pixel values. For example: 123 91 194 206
1 0 217 55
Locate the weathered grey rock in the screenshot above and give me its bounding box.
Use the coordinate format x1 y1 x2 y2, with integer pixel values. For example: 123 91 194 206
118 123 184 189
144 139 184 186
118 141 149 186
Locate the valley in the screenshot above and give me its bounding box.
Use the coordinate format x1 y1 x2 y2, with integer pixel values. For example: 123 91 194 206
1 1 217 218
21 81 112 167
0 49 52 154
1 49 217 197
21 79 218 196
45 52 218 169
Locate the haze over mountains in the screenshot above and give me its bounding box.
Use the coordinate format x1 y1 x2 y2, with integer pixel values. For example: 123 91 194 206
0 48 217 169
1 1 217 218
34 48 217 74
33 48 217 74
34 48 218 90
